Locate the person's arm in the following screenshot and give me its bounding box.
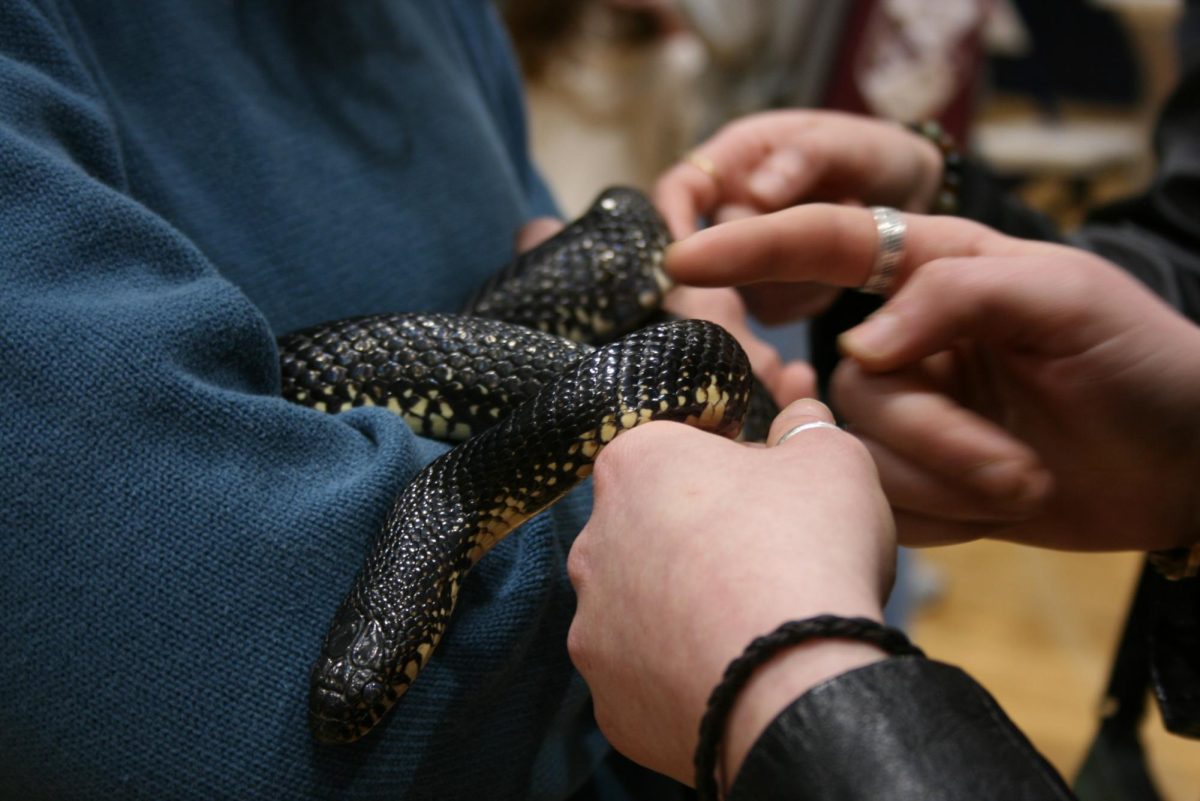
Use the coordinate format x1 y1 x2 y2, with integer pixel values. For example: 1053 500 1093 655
728 658 1074 801
1071 37 1200 320
567 400 1075 798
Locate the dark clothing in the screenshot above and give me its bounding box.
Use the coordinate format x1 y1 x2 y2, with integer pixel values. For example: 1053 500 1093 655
957 41 1200 320
729 659 1074 801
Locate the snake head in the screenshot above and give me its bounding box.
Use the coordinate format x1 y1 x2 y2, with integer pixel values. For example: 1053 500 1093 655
308 602 406 745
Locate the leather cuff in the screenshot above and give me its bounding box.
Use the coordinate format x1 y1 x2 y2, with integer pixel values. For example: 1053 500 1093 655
727 657 1074 801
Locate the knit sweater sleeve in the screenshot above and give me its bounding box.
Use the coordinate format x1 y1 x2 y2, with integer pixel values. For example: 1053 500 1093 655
0 3 595 799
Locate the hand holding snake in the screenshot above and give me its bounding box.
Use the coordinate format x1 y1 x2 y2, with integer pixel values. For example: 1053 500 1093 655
281 188 771 744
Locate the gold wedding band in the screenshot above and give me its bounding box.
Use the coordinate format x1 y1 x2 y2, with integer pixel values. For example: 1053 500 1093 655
684 151 722 189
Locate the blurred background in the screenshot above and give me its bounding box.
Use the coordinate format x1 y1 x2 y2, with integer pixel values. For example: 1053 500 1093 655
500 0 1197 797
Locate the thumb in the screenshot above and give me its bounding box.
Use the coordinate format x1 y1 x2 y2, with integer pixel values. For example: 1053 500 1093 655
837 253 1108 372
766 398 843 449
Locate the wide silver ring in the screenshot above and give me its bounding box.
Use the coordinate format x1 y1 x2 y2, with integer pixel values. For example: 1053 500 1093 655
859 206 906 295
775 421 841 446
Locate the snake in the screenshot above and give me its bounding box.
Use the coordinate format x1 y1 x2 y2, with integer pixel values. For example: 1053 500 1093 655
279 188 759 745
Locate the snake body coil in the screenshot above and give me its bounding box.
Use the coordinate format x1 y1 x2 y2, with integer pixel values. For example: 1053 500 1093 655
279 187 758 744
305 319 751 744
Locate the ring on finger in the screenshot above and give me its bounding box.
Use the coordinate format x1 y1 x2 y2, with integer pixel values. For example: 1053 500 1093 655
859 206 906 296
684 151 722 190
775 420 841 446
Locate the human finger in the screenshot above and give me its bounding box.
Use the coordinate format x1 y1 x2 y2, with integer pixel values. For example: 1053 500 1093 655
766 397 841 448
891 509 1002 547
833 359 1052 514
712 203 759 224
738 282 840 324
656 114 816 236
666 204 1005 292
837 250 1143 372
515 216 564 253
661 285 788 390
857 432 1047 525
655 155 724 238
770 360 817 409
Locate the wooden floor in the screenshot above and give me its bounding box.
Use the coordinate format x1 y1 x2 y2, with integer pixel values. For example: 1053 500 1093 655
909 542 1199 799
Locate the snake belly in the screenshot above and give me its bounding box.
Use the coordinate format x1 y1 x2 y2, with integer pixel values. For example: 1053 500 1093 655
305 319 752 744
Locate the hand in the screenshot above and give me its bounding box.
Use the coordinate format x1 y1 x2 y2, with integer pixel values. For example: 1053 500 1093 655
666 201 1200 551
568 399 895 787
665 201 988 325
835 244 1200 551
657 111 940 323
655 110 943 239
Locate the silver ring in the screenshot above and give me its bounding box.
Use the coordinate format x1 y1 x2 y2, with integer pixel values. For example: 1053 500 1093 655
859 206 906 295
775 421 841 446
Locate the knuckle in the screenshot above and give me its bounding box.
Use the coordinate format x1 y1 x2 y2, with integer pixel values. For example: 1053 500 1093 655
565 536 590 589
565 619 592 675
598 420 669 471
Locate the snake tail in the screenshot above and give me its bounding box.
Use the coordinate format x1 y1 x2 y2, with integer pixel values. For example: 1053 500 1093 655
308 319 753 744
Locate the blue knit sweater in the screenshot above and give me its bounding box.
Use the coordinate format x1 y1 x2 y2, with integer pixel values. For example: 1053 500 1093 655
0 2 606 798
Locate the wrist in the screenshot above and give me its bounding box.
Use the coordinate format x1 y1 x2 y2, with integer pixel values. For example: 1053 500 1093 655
694 615 920 800
721 639 887 783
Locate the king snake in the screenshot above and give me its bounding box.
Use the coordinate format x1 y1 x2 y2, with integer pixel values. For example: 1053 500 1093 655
278 187 767 744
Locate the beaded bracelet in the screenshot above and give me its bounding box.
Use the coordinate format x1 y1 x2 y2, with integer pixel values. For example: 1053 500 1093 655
908 119 963 215
693 615 925 800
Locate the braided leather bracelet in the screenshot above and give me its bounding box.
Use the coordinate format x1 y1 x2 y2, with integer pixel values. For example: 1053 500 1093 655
693 615 925 800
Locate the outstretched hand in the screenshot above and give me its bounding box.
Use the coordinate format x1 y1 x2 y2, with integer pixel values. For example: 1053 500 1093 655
836 245 1200 551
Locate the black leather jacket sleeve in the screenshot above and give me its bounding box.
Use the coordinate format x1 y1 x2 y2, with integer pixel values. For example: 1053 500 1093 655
956 0 1200 322
727 657 1075 801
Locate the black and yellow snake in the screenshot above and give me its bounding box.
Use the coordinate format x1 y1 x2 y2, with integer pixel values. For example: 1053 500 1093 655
279 188 758 744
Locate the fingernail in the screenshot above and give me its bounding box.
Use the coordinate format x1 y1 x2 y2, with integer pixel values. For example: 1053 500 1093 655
748 169 789 203
839 312 900 359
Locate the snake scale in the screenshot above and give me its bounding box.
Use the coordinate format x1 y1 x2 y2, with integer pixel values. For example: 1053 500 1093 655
279 188 760 744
